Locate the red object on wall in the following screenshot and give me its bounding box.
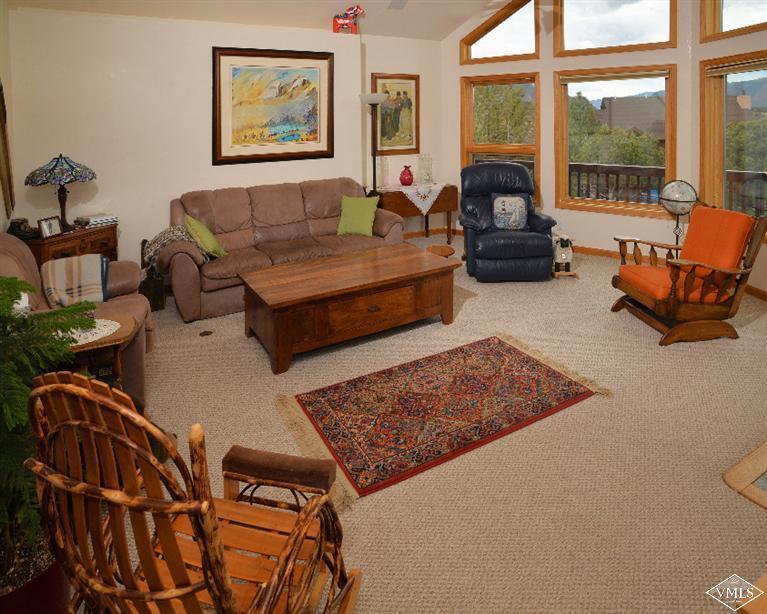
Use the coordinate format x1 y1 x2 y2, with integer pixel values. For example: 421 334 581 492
399 165 414 186
333 5 365 34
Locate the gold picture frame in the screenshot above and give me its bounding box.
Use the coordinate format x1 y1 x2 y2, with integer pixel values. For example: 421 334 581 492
372 73 420 156
212 47 334 165
0 80 14 219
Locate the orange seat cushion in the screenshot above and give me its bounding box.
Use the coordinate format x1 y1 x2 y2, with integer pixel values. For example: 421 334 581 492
680 206 754 278
618 265 730 304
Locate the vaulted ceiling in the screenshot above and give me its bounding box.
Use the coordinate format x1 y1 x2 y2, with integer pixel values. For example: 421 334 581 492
10 0 502 40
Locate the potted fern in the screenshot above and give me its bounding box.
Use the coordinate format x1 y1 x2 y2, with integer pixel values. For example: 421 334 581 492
0 276 94 610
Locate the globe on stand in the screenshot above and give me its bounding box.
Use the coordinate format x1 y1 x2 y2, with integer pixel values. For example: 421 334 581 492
659 180 697 245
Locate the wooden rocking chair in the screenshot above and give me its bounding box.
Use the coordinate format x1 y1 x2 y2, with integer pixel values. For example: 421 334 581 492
611 204 767 345
25 372 362 613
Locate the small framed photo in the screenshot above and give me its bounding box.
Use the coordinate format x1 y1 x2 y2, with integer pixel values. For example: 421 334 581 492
38 215 63 238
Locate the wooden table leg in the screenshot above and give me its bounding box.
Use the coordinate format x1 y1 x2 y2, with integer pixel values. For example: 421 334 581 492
440 273 454 325
270 312 293 374
113 347 123 390
424 214 430 238
446 211 452 245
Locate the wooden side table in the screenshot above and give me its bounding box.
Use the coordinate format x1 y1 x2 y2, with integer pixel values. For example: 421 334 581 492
72 315 138 391
24 224 118 267
379 184 458 244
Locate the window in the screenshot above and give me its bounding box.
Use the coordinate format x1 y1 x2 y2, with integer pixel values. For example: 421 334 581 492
461 74 539 200
553 0 676 57
460 0 539 65
701 0 767 42
554 65 677 218
700 51 767 219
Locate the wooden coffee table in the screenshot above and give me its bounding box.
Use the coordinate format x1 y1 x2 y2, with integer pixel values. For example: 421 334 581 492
241 243 461 373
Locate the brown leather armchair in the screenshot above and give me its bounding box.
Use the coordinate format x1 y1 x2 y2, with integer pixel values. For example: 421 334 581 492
0 233 154 403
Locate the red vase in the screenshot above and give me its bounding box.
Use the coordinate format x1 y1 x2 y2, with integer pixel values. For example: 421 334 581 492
399 165 413 186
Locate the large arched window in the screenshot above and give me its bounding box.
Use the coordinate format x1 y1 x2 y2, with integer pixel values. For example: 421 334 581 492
553 0 676 57
459 0 539 65
554 65 677 218
700 50 767 219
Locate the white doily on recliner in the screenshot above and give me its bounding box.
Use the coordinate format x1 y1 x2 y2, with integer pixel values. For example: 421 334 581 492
72 319 121 346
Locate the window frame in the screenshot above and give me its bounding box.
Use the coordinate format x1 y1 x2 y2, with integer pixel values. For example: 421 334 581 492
553 64 677 219
461 72 541 202
552 0 677 58
699 49 767 233
459 0 540 66
700 0 767 43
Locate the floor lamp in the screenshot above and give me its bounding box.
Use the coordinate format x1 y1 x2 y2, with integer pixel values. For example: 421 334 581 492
361 93 387 196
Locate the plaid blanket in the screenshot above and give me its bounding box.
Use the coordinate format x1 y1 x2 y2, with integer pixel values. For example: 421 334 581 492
41 254 109 307
143 225 208 274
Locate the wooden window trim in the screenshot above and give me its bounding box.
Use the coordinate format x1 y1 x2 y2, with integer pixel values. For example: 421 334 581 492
700 49 767 241
460 72 541 203
553 64 677 219
700 0 767 43
459 0 540 65
553 0 677 58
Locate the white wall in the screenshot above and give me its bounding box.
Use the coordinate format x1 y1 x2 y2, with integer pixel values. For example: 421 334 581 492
439 0 767 290
361 34 444 234
8 8 363 263
0 0 10 229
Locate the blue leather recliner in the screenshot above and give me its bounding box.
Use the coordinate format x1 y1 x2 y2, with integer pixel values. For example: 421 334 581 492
459 162 557 282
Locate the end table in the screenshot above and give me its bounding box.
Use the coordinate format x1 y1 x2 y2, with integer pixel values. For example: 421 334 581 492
24 223 118 267
72 315 138 391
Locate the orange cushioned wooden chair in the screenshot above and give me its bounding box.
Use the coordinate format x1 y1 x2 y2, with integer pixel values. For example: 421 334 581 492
611 204 767 346
25 372 361 613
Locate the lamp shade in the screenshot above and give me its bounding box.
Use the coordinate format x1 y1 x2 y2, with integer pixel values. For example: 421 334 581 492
24 154 96 187
360 93 388 106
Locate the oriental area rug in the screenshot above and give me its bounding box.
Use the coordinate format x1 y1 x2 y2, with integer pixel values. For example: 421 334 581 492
278 336 609 505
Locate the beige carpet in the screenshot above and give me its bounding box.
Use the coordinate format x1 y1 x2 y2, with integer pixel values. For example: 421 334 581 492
146 238 767 613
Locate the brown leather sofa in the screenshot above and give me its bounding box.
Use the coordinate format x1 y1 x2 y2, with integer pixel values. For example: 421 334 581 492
0 233 154 404
158 177 404 322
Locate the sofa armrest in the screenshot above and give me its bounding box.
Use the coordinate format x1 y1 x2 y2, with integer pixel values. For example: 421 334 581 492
156 240 206 274
528 211 556 235
459 212 482 231
107 261 140 297
222 445 337 497
373 208 404 238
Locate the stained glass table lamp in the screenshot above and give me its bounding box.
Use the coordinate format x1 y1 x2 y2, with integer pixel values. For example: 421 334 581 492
24 154 96 230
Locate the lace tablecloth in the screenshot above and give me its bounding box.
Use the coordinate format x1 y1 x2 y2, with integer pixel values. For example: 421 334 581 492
379 183 446 215
71 319 121 346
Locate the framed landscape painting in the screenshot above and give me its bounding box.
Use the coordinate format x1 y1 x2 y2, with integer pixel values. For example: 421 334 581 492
372 73 420 156
212 47 334 164
0 80 14 218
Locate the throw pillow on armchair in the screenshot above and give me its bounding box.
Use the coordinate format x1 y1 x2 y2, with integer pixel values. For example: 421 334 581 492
491 192 530 230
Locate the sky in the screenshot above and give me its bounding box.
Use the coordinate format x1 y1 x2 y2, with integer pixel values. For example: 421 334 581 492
471 0 535 58
563 0 669 50
568 76 666 101
722 0 767 31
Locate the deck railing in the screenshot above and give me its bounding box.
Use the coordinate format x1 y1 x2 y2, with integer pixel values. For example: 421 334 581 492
569 163 665 204
725 170 767 217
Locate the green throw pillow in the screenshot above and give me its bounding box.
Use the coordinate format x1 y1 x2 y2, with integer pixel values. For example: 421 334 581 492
337 195 379 237
185 214 227 258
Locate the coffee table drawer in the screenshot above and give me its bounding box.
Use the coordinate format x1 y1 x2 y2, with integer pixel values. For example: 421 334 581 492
328 285 415 334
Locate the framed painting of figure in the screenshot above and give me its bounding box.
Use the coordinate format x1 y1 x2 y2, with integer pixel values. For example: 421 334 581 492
212 47 334 164
372 73 420 156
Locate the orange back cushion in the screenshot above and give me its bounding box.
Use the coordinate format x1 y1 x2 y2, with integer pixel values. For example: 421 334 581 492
680 206 754 278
